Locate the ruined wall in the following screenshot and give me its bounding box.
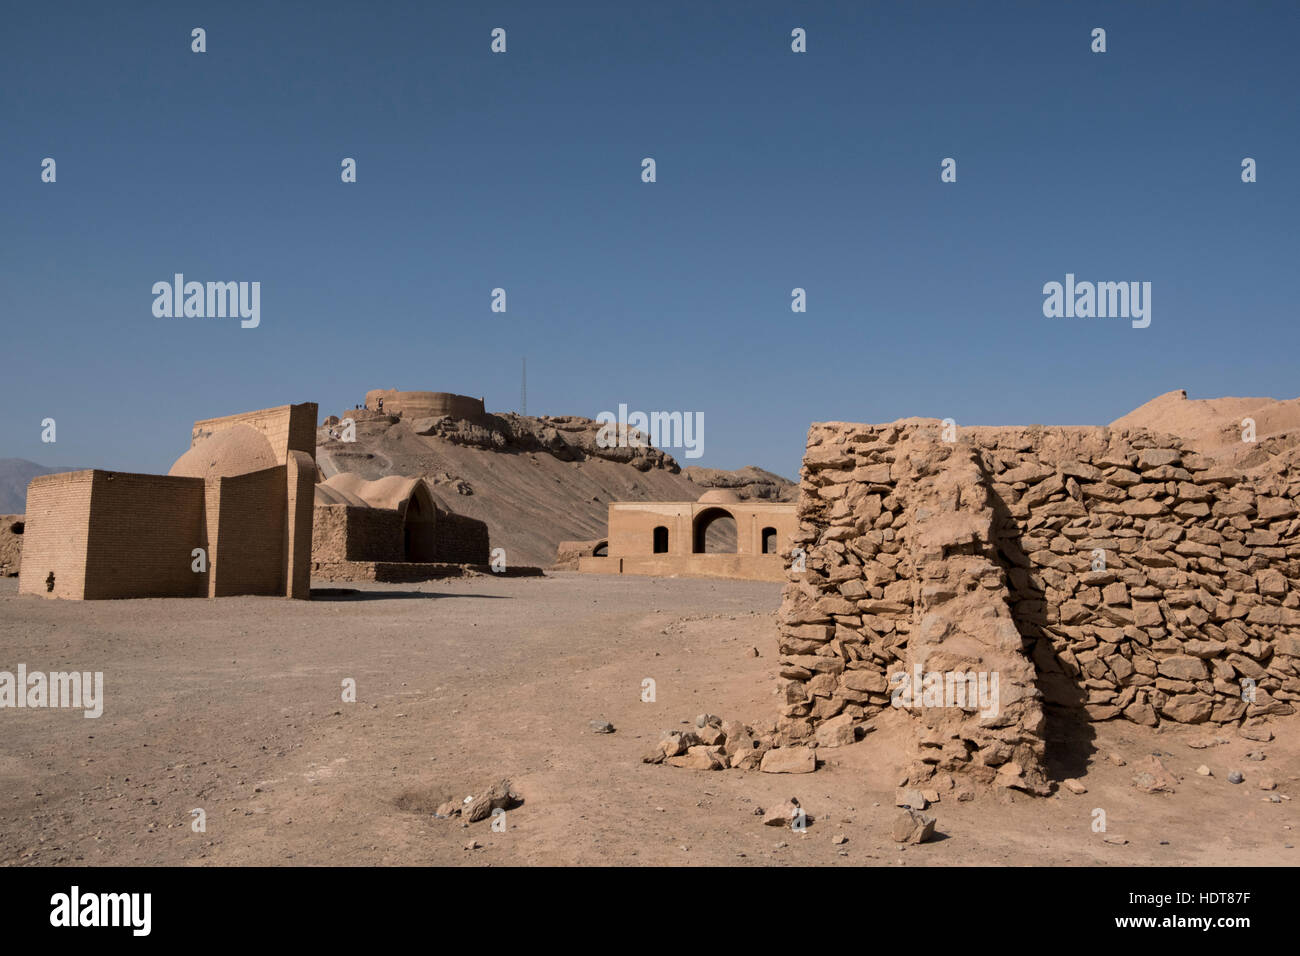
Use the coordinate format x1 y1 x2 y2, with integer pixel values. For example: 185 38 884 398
1 514 26 577
311 503 487 566
312 504 404 563
778 419 1300 788
364 390 485 422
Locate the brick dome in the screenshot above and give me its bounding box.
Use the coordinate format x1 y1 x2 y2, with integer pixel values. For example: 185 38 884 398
168 425 278 479
697 489 741 503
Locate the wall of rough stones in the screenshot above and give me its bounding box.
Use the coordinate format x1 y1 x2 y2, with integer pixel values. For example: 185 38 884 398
778 418 1300 790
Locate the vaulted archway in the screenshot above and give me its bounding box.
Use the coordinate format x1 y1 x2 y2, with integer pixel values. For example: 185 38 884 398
402 482 439 562
693 507 737 553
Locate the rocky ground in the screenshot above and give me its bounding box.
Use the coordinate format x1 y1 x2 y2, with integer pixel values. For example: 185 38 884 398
0 573 1294 866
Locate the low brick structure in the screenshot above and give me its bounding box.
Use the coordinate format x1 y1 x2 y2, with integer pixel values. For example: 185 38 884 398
312 472 492 579
777 418 1300 792
580 490 798 582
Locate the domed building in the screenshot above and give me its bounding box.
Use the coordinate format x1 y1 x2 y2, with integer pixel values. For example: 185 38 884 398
19 403 318 600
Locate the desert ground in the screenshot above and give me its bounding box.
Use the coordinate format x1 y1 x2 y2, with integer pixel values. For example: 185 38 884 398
0 571 1294 867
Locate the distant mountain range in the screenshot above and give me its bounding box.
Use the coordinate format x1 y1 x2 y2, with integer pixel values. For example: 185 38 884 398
0 459 85 513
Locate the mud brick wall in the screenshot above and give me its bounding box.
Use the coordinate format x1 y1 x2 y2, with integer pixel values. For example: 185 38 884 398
779 418 1300 787
313 505 404 563
83 472 209 600
18 472 98 599
21 471 209 600
432 511 490 565
208 467 288 597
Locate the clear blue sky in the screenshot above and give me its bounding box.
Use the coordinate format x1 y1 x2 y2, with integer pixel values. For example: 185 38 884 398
2 1 1296 479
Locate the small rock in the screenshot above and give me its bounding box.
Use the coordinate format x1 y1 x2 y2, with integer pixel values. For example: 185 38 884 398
1238 724 1273 743
1259 778 1277 791
464 840 481 850
761 798 804 828
589 719 615 734
1063 778 1087 794
1103 835 1128 846
464 779 521 822
748 646 760 658
891 809 936 845
760 746 816 774
695 713 721 729
1196 765 1212 776
1246 751 1266 762
1132 755 1177 794
895 788 928 810
1227 770 1244 784
1108 753 1126 766
832 834 847 845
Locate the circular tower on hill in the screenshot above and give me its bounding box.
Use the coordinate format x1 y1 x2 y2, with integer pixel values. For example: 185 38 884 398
364 389 486 421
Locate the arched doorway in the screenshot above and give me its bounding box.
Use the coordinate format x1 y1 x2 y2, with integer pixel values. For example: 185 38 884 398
402 483 438 562
653 526 669 554
761 527 778 554
693 508 737 553
592 541 608 557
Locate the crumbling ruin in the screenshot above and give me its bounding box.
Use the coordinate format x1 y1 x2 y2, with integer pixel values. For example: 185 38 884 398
777 419 1300 793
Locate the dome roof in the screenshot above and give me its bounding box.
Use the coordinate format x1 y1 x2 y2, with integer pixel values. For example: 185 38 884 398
315 472 446 513
697 488 741 503
168 425 278 479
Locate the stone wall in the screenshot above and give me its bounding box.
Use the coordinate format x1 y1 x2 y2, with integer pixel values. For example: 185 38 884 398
1 515 24 577
778 418 1300 790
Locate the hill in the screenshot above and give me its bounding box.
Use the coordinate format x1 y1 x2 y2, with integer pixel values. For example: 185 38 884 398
316 408 796 567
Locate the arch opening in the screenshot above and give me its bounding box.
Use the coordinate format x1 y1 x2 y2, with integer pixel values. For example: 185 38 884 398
402 483 438 562
761 526 778 554
693 508 737 554
652 526 669 554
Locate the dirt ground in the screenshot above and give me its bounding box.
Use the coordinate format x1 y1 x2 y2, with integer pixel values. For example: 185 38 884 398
0 572 1295 866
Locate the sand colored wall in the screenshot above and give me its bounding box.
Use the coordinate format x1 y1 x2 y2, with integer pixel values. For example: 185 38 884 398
83 472 208 600
312 489 489 569
19 403 317 601
431 510 489 564
777 419 1300 786
208 466 288 597
581 553 786 581
313 505 404 563
364 390 485 422
20 471 208 600
18 472 96 599
285 450 315 599
601 499 798 579
189 403 318 464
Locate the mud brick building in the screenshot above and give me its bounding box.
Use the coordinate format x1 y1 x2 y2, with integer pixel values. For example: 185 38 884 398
19 404 317 600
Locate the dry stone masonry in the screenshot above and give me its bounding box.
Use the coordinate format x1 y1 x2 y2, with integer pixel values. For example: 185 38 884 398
778 418 1300 793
